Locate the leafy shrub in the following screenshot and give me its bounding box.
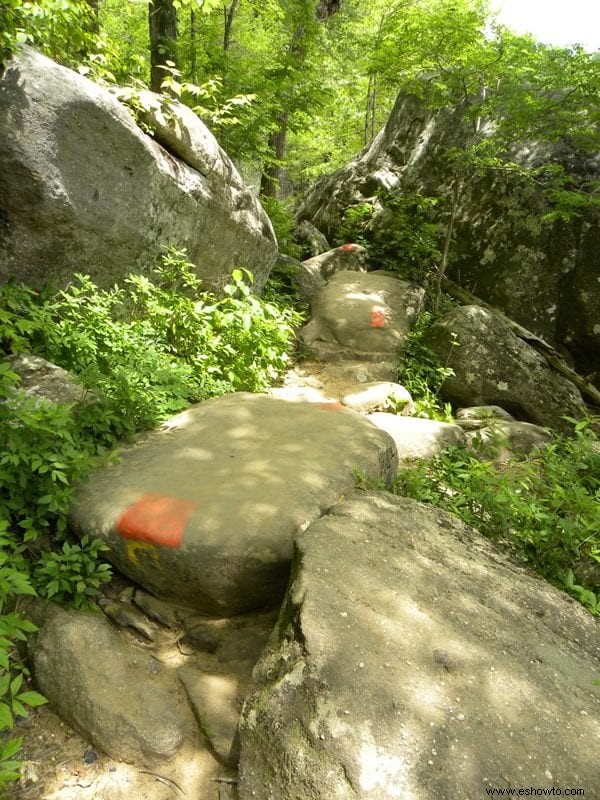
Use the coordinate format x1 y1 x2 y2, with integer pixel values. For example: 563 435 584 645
259 196 303 260
0 518 48 788
18 249 301 428
394 418 600 614
1 0 99 68
397 311 457 420
335 190 441 281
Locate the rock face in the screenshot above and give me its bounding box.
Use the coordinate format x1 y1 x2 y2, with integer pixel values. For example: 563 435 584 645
28 603 197 766
69 393 397 615
423 305 586 431
238 491 600 800
0 48 277 292
301 271 425 361
296 91 600 381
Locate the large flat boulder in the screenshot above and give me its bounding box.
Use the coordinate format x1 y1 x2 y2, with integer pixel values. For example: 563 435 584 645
239 491 600 800
0 48 277 292
69 393 397 615
300 271 424 361
423 305 586 432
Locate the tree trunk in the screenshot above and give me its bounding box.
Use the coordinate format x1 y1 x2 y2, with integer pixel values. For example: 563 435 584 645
223 0 240 52
86 0 99 33
433 176 462 312
148 0 178 93
364 73 378 145
259 1 342 197
260 115 289 198
189 8 197 83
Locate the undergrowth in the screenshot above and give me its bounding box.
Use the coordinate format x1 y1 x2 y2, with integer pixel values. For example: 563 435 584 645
393 417 600 614
0 248 301 784
397 310 457 421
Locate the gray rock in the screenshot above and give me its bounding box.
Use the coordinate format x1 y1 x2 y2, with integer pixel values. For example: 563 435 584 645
131 588 183 628
456 405 516 422
423 305 586 432
294 220 330 258
0 48 277 292
181 619 220 653
28 603 197 766
69 393 397 615
465 420 553 459
218 628 270 671
367 413 466 463
297 244 368 301
301 271 425 361
7 354 88 406
238 491 600 800
341 382 414 414
178 666 242 767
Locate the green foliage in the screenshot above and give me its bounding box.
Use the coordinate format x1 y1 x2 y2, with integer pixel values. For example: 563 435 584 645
336 191 441 281
397 312 457 421
13 250 300 429
259 196 303 260
159 63 256 132
0 519 48 788
1 0 99 67
394 418 600 614
0 0 25 65
32 536 112 609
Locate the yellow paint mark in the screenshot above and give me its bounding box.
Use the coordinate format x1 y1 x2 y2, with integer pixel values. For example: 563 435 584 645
126 539 161 569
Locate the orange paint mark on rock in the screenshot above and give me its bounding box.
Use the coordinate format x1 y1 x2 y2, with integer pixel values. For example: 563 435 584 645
339 243 358 252
370 307 386 328
116 493 198 548
313 401 344 410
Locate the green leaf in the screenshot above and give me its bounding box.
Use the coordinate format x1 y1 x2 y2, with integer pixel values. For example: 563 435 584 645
0 703 14 731
17 691 47 708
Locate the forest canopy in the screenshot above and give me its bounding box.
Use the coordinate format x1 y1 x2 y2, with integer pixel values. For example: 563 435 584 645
1 0 599 197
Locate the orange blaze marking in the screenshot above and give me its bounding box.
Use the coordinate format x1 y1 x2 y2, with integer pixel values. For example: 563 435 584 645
313 401 344 410
370 307 386 328
116 493 198 548
339 243 358 252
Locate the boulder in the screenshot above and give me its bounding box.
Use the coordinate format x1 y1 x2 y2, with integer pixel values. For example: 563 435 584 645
296 90 600 381
294 220 330 258
300 271 425 361
422 305 586 432
456 405 516 423
464 420 553 459
69 393 397 615
296 244 368 301
6 353 88 406
0 48 277 292
367 413 466 463
238 491 600 800
28 603 198 766
341 382 414 414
